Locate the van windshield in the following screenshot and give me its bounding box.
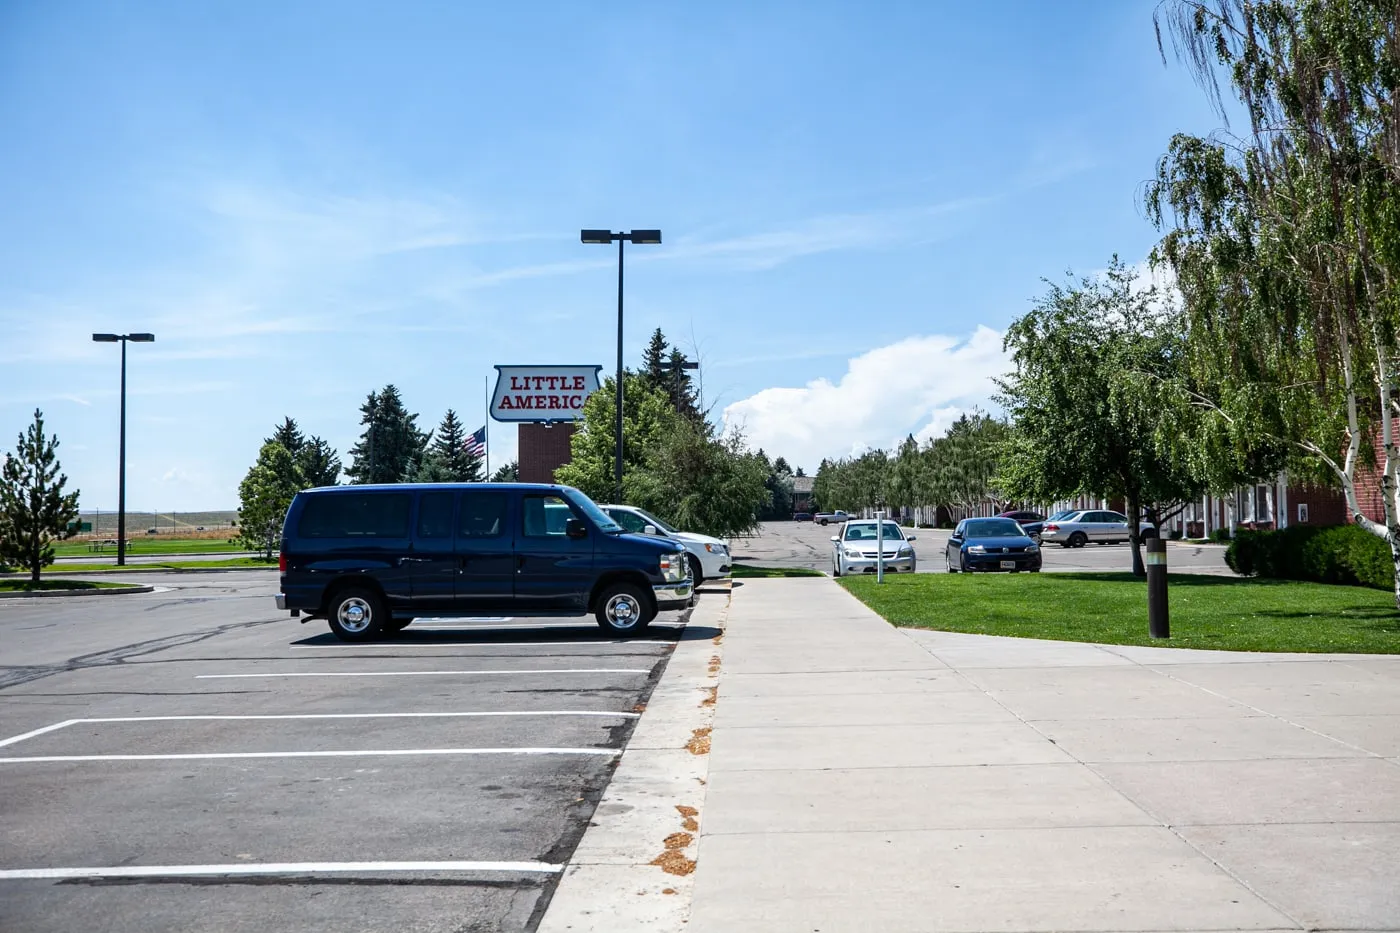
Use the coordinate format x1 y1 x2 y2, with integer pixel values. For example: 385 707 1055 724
561 488 623 533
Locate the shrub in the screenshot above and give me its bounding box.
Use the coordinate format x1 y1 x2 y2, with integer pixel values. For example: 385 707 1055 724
1226 524 1394 590
1209 527 1232 543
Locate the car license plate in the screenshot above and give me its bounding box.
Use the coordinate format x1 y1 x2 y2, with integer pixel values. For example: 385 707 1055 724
999 560 1015 569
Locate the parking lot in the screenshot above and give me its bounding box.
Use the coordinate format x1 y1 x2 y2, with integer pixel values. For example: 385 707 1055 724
735 520 1234 575
0 570 694 933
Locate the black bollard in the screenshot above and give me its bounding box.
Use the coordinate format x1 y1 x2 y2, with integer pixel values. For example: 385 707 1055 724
1146 537 1169 638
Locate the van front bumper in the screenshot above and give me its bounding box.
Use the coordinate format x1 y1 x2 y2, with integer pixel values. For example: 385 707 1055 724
653 580 694 610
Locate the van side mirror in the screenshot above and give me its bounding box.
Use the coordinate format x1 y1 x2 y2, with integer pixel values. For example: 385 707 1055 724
643 524 658 536
830 535 840 542
565 518 588 540
907 535 917 541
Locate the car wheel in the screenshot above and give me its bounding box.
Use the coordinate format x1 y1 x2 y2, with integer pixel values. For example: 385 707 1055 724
946 551 957 572
1069 532 1088 548
688 554 704 586
832 557 841 577
595 582 653 636
959 552 970 573
327 586 386 642
819 519 829 526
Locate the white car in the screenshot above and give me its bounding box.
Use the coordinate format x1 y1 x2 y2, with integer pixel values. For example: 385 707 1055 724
602 505 732 584
831 520 917 576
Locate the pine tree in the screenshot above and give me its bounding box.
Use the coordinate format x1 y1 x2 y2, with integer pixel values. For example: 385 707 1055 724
665 347 701 419
346 385 430 483
641 328 670 394
0 409 81 583
415 410 483 482
266 417 305 456
298 436 342 487
490 460 519 482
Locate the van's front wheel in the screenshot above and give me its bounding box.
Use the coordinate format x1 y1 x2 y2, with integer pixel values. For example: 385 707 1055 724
327 587 386 642
595 582 653 636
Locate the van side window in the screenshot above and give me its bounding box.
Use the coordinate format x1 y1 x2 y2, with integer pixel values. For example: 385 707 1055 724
297 493 410 538
416 492 455 539
522 495 575 538
458 491 507 539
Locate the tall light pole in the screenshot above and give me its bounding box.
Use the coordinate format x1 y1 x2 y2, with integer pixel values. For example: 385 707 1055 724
581 229 662 502
92 332 155 566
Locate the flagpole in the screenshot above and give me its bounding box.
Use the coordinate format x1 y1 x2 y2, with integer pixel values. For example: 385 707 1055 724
483 374 491 479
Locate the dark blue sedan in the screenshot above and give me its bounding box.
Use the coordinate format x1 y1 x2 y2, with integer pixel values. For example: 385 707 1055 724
945 517 1043 573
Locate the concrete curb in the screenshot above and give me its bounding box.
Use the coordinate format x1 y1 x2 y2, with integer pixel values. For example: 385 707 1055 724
537 583 729 932
0 584 155 599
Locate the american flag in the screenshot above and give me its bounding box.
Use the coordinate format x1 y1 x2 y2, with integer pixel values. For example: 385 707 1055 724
464 426 486 458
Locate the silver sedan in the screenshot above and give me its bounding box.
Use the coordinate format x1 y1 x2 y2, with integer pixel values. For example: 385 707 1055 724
831 520 917 575
1040 509 1155 548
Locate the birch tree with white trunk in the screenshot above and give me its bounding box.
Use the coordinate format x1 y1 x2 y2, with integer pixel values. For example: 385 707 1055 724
1147 0 1400 603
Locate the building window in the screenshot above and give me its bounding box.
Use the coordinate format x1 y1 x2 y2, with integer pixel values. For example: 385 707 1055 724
1298 503 1310 523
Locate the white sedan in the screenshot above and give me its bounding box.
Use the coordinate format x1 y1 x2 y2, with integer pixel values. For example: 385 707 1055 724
602 505 732 583
831 520 917 576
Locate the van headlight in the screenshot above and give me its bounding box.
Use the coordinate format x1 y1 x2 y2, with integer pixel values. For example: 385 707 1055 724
659 553 686 582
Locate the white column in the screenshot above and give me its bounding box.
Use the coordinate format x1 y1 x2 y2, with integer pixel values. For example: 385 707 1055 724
1277 473 1289 529
1203 495 1211 537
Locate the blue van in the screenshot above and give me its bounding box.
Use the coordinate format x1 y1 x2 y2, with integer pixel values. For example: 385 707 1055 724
275 483 693 641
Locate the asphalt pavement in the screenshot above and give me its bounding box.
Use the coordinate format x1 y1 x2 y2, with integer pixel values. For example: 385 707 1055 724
732 520 1234 576
0 569 692 932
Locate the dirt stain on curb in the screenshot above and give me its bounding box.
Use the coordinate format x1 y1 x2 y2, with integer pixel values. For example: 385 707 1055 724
700 686 717 708
676 805 699 832
686 727 711 755
650 831 697 877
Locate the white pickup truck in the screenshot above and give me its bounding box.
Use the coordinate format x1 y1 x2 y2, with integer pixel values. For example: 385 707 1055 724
813 510 850 526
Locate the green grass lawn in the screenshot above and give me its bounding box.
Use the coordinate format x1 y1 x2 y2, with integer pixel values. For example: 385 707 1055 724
52 538 248 558
731 565 826 579
0 579 138 592
840 572 1400 654
5 557 278 575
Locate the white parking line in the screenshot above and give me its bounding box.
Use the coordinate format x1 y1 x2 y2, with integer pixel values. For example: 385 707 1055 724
0 860 562 880
0 711 639 751
0 721 78 749
0 747 620 764
196 668 650 679
288 641 672 649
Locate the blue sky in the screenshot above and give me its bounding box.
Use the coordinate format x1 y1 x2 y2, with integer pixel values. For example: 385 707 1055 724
0 1 1222 510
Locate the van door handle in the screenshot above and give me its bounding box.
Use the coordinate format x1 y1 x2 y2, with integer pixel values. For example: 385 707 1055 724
398 557 431 565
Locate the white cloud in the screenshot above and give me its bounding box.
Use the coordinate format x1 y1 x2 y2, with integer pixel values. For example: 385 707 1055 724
722 327 1011 472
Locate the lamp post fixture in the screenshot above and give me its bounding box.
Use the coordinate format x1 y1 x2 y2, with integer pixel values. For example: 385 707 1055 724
581 229 662 503
92 332 155 566
663 357 699 411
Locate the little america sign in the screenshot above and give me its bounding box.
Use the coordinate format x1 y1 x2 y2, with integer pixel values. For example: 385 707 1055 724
490 365 603 423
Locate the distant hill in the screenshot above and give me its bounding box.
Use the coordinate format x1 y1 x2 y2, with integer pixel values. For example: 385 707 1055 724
78 510 239 535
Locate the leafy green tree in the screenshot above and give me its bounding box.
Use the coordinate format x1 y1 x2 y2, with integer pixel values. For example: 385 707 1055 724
490 460 519 482
346 385 430 484
997 260 1206 574
633 419 770 538
1148 0 1400 600
555 375 681 503
237 442 303 559
0 409 81 583
415 409 483 483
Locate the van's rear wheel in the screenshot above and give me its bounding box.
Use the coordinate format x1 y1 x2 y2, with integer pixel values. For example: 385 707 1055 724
327 587 386 642
595 582 653 636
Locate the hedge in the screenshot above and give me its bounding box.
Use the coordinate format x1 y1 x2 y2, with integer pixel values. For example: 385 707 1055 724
1225 524 1396 590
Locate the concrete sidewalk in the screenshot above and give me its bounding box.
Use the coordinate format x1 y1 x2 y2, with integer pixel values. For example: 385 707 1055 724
689 577 1400 932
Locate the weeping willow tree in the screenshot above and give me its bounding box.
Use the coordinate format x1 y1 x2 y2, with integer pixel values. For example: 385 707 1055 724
1146 0 1400 601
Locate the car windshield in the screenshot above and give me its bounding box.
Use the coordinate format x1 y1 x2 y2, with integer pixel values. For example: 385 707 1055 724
1046 510 1074 521
964 519 1025 537
633 508 679 534
560 488 623 533
843 522 904 541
